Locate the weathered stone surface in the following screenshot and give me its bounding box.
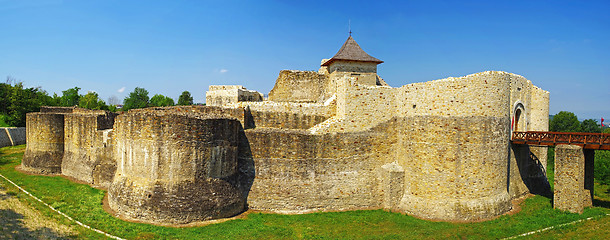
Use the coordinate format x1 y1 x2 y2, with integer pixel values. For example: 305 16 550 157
249 110 328 129
108 110 245 224
244 128 383 213
380 162 404 209
554 145 592 213
61 112 117 188
22 113 65 174
206 85 263 107
39 106 76 113
24 38 552 224
268 70 330 103
395 115 512 221
509 144 551 199
0 127 25 147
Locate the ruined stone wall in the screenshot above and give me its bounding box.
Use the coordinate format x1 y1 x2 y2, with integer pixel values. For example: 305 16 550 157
40 106 76 113
528 86 550 168
206 86 263 107
61 112 116 188
509 75 532 132
395 115 511 221
391 72 513 221
507 73 549 133
529 86 550 132
244 71 541 220
234 101 335 117
507 75 550 198
249 110 328 129
396 71 512 118
331 76 395 132
21 68 550 223
228 100 335 130
109 110 245 224
130 106 253 129
244 128 389 213
0 127 26 147
268 70 330 103
22 113 66 174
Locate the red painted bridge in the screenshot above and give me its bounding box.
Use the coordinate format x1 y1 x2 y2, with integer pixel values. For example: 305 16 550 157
511 131 610 150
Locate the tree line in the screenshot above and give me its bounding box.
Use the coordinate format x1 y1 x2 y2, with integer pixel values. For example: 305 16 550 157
0 77 196 127
548 111 610 185
549 111 606 133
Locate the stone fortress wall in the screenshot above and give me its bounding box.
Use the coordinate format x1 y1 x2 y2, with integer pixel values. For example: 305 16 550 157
61 111 117 188
109 109 245 223
20 36 551 224
0 127 26 148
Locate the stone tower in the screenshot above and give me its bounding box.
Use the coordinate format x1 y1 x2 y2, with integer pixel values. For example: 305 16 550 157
321 36 384 86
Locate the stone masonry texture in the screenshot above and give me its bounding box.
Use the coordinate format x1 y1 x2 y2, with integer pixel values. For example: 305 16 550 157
0 127 26 148
554 145 591 213
24 38 552 224
61 112 117 188
22 112 66 174
108 110 245 224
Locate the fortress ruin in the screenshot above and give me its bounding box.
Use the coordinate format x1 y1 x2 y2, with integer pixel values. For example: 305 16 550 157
21 36 550 224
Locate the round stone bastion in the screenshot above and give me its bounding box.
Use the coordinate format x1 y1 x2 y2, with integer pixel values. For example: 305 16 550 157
396 115 512 221
108 110 245 224
22 112 66 174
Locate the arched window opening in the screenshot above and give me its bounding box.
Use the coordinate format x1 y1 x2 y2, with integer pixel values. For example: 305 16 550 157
515 108 523 132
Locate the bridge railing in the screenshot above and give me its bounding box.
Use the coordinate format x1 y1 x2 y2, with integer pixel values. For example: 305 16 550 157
512 131 610 150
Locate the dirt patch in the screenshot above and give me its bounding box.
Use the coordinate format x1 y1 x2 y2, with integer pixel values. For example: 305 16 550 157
0 183 77 239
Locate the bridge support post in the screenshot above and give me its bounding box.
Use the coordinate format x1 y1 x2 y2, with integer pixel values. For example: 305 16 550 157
554 145 594 213
584 149 595 207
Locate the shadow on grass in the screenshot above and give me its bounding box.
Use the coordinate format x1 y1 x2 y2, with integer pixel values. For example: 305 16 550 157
0 208 69 239
0 190 70 239
593 198 610 209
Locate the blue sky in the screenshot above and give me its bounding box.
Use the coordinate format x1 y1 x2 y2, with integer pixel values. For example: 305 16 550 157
1 0 608 120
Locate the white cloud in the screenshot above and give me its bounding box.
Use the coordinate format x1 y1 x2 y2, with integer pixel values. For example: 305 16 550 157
117 87 126 93
220 69 228 73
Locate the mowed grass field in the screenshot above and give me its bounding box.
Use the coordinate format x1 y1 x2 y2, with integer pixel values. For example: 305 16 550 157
1 145 609 239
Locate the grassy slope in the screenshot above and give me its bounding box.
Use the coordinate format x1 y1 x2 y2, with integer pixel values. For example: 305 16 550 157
1 145 609 239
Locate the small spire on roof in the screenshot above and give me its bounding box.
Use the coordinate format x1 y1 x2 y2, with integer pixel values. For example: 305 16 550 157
321 35 383 66
349 19 352 37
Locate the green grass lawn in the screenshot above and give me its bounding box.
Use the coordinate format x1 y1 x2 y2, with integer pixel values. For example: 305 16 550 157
1 145 609 239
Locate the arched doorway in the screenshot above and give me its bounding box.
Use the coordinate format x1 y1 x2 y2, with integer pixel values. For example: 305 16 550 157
512 103 526 132
515 108 523 132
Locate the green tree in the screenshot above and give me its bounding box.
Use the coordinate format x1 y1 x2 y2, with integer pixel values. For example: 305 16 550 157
79 92 108 110
580 119 601 133
60 87 81 107
0 82 10 114
50 93 62 106
595 149 610 185
595 128 610 185
5 82 54 127
177 91 193 105
549 111 581 132
150 94 175 107
107 105 117 112
123 87 150 111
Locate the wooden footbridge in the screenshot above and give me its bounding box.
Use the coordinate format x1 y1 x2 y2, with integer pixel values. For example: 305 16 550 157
511 130 610 214
511 131 610 150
